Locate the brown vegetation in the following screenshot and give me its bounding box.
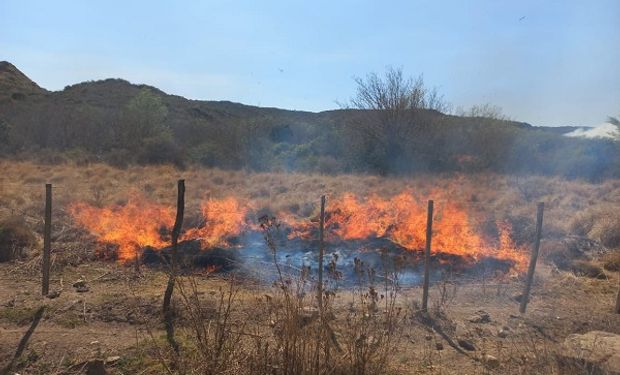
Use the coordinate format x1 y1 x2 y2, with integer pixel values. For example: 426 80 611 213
0 215 36 262
0 160 619 374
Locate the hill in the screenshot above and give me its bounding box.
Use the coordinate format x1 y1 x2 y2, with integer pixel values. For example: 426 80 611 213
0 61 618 179
0 61 47 98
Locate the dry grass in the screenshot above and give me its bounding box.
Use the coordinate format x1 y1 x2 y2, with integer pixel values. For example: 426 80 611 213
2 160 620 243
601 251 620 272
570 207 620 249
1 160 620 374
0 215 37 262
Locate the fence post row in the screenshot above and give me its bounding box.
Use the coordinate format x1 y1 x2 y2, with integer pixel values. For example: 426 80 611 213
42 183 52 296
519 202 544 314
36 183 557 315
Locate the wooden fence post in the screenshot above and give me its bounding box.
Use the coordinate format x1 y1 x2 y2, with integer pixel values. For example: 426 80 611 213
42 184 52 296
163 179 185 354
519 202 544 314
317 195 326 313
422 200 433 312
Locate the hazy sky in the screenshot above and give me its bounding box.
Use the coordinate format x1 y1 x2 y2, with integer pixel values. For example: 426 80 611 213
1 0 619 127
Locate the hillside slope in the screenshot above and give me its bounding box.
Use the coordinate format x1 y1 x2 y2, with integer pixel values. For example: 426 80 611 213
0 61 617 179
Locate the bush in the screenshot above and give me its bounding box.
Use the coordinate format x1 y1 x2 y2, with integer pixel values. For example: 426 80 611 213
569 208 620 248
103 148 134 169
601 251 620 272
0 216 36 262
137 134 185 167
569 260 606 279
315 156 342 175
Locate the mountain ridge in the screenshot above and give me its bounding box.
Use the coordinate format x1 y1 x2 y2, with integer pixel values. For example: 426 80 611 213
0 60 616 180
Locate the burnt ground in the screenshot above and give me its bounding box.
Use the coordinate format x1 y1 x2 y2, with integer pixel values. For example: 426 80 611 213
0 257 618 374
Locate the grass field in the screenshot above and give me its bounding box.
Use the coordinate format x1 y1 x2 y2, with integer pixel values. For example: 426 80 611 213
1 160 619 374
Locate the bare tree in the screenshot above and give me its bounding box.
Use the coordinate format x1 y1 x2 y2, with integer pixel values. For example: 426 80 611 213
346 67 448 173
456 103 510 121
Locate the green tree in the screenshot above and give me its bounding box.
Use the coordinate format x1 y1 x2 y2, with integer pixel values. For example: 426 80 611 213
118 88 170 150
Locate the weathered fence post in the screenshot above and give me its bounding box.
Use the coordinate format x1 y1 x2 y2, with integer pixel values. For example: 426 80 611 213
422 200 433 312
519 202 544 314
163 179 185 354
42 184 52 296
317 195 326 313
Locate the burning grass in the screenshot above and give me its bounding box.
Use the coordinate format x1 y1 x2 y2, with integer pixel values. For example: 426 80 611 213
1 160 619 276
64 189 529 277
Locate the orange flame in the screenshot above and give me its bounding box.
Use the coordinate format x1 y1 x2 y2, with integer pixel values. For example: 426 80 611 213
283 191 528 271
69 195 248 262
182 197 249 248
69 189 527 272
68 195 174 261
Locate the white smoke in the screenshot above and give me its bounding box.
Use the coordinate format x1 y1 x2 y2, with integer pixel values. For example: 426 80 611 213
564 122 620 140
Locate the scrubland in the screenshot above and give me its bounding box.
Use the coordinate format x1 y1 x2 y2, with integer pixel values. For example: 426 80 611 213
0 160 619 374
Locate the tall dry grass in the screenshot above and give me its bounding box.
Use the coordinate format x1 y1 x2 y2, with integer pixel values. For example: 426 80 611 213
1 159 619 273
147 215 404 375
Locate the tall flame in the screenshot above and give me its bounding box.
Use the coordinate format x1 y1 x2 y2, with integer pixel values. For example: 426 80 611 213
282 191 528 271
69 190 528 272
68 195 174 261
69 195 248 262
182 197 249 248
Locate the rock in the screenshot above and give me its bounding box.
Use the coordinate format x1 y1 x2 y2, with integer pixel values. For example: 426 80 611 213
73 280 89 293
497 328 508 338
72 279 86 288
556 331 620 375
46 290 61 299
483 354 500 369
105 356 121 364
85 359 107 375
457 339 476 351
468 310 491 324
435 342 444 351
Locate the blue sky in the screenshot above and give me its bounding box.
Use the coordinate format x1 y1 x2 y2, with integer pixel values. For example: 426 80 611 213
1 0 619 126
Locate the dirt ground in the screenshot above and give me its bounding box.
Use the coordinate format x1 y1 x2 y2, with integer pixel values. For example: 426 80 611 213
1 258 618 374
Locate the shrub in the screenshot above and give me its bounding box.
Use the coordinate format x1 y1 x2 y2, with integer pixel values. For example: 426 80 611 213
137 134 185 168
569 208 620 248
569 260 606 279
601 251 620 272
103 148 134 169
0 216 36 262
590 215 620 249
